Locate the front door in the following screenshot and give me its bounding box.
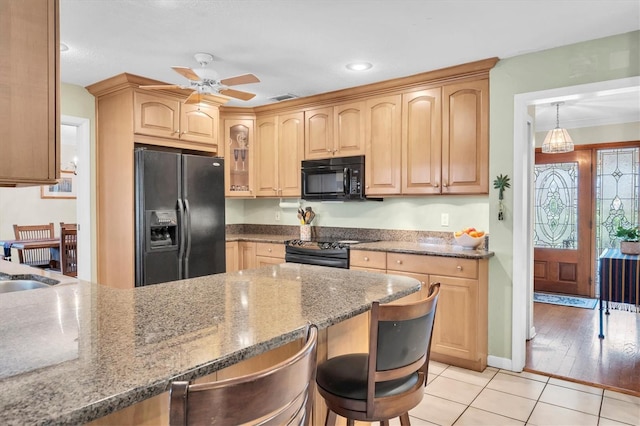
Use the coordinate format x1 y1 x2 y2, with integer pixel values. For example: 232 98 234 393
533 150 592 296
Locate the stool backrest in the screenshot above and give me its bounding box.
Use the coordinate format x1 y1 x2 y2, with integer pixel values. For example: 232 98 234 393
366 282 440 417
170 325 318 426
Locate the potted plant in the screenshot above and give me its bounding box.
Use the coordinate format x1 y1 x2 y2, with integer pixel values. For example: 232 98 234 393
616 225 640 255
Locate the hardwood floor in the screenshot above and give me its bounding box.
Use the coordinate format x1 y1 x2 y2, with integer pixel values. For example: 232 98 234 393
525 301 640 396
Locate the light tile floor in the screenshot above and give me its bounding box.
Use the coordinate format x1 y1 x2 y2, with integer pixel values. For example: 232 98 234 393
347 361 640 426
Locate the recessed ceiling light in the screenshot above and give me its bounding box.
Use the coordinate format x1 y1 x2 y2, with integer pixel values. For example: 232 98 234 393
60 42 69 52
346 62 372 71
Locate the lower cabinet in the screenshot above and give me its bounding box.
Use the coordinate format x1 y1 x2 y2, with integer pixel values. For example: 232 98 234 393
239 241 257 270
255 242 285 267
225 241 239 272
351 250 488 371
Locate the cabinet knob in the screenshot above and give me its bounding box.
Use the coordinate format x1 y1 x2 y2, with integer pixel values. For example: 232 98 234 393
364 256 369 261
456 265 463 271
366 185 369 189
268 248 272 252
433 183 440 188
327 149 332 152
443 182 448 188
396 260 402 264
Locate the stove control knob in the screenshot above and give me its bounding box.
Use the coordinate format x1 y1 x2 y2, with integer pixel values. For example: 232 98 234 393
297 240 304 246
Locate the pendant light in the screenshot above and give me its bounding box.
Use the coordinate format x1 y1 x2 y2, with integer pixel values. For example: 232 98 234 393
541 102 574 153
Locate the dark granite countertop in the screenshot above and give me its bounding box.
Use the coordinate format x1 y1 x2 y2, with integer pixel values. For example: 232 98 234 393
352 241 495 259
0 263 420 425
225 233 494 259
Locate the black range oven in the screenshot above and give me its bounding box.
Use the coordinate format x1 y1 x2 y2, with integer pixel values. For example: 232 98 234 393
285 239 364 269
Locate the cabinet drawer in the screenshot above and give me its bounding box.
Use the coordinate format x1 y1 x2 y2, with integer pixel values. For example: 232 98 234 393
255 242 285 258
350 250 387 270
387 253 477 279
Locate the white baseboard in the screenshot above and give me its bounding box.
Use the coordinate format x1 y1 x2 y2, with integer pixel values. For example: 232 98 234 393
487 355 517 371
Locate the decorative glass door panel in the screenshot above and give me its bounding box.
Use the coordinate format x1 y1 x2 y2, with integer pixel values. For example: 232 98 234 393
533 150 592 296
224 119 254 197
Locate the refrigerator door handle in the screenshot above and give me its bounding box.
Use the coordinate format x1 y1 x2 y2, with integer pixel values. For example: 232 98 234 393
177 198 186 278
184 198 192 277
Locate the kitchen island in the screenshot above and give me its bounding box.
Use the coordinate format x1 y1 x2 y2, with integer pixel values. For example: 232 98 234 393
0 262 420 425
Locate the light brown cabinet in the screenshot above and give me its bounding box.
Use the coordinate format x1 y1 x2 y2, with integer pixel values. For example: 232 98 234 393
255 242 285 267
255 112 303 197
441 79 489 194
225 241 239 272
351 249 488 371
239 241 257 270
223 118 255 197
134 91 220 152
402 88 442 194
304 102 365 160
364 95 402 196
0 0 59 186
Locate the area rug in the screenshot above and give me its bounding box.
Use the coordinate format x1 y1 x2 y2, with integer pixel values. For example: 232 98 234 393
533 292 598 309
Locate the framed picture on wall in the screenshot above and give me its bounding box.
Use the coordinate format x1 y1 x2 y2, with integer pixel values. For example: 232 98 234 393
41 170 77 199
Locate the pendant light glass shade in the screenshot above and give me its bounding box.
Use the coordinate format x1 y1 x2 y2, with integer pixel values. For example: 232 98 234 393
542 102 574 153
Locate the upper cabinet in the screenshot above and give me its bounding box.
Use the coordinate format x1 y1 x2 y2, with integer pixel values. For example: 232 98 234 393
255 112 303 197
223 118 255 197
442 79 489 194
134 91 220 152
304 102 365 160
364 95 402 196
402 88 442 194
0 0 59 186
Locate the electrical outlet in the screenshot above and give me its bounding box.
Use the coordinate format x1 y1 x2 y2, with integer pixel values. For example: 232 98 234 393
441 213 449 227
274 210 281 221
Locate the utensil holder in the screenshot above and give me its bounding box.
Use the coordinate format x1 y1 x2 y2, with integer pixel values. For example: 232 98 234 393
300 225 311 241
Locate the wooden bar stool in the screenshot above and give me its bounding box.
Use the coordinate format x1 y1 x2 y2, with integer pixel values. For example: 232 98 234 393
169 325 318 425
12 223 55 268
316 283 441 425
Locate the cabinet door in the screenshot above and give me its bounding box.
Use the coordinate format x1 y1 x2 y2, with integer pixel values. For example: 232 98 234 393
402 88 442 194
224 119 254 197
385 270 430 304
442 79 489 194
278 112 304 197
429 274 478 362
0 0 59 184
225 241 239 272
365 95 402 195
305 107 333 160
180 103 219 147
239 241 256 270
334 101 365 157
255 116 279 196
134 92 180 139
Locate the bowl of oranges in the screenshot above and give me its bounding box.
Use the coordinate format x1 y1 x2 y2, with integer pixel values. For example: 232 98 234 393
454 228 485 249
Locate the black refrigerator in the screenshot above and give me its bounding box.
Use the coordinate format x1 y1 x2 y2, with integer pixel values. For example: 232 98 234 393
134 148 225 286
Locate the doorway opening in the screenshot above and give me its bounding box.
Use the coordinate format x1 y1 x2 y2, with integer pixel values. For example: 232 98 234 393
511 76 640 375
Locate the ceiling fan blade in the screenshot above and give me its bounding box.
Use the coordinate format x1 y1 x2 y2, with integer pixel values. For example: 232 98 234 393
184 91 203 104
172 66 201 81
139 84 183 90
219 88 256 101
219 73 260 86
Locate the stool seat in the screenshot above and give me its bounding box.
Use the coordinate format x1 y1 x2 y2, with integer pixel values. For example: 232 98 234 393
317 353 419 400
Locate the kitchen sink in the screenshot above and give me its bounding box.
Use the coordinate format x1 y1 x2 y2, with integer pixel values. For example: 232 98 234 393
0 280 51 294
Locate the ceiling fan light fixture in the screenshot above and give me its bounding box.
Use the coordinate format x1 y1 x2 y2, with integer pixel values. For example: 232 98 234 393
346 62 372 71
541 102 574 154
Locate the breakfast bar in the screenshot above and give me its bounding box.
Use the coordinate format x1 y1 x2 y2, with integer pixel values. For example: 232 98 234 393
0 263 420 425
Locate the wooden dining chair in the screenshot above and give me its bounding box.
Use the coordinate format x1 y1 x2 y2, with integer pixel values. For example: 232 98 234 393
59 225 78 277
169 324 318 426
316 282 441 425
12 223 55 268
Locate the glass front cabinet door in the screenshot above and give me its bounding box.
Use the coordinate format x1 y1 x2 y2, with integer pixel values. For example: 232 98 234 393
224 119 255 197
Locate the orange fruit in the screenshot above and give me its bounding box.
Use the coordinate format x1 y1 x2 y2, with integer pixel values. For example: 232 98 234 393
476 231 485 237
469 231 479 238
454 231 463 237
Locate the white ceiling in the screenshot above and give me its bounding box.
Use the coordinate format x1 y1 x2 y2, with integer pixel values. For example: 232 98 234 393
60 0 640 128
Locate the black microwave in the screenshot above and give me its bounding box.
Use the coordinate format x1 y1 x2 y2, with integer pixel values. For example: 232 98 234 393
301 155 368 201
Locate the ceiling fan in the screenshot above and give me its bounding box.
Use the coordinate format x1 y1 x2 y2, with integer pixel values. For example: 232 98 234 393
140 52 260 103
